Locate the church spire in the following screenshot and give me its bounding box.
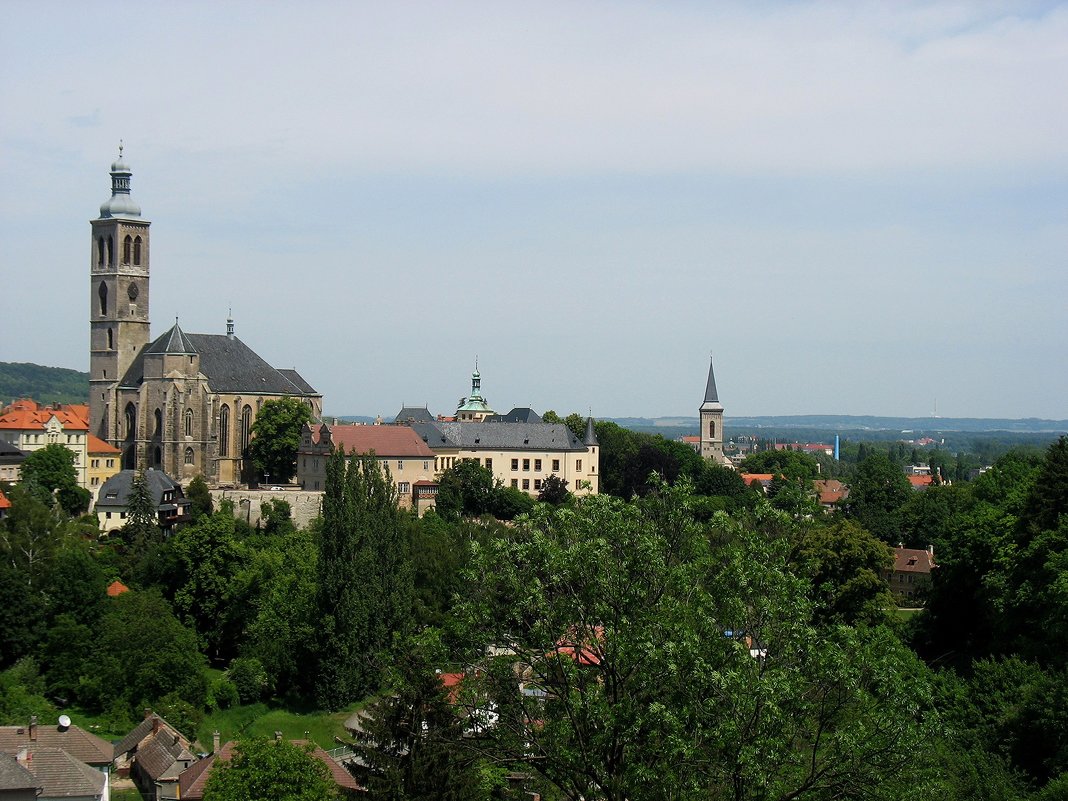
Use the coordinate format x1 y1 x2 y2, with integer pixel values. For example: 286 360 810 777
99 142 142 219
702 354 720 406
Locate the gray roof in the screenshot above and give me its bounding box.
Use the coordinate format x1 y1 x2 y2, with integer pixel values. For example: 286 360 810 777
0 724 112 767
584 416 599 446
144 322 196 355
394 406 435 424
485 407 543 424
120 325 319 397
96 469 185 509
703 356 719 404
0 752 38 792
0 440 26 462
412 421 587 452
10 747 104 799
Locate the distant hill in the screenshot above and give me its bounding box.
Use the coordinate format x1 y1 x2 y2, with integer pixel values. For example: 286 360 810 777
608 414 1068 435
0 362 88 406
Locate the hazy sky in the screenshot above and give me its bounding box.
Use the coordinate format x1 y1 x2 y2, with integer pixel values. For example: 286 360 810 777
1 1 1065 420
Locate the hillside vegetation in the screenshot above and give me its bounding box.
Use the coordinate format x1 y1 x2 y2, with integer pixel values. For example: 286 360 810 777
0 361 88 405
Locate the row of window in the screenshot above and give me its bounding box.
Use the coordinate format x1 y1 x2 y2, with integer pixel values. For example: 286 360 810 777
123 403 252 458
89 458 116 469
96 234 143 268
510 478 546 491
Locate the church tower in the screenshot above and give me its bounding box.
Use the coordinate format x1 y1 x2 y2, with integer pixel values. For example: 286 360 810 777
699 355 725 463
89 147 151 442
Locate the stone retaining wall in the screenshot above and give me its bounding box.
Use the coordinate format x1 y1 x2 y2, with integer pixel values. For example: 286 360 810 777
212 489 323 529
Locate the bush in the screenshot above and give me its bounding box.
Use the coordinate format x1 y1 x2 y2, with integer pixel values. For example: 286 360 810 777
227 657 268 704
210 677 240 710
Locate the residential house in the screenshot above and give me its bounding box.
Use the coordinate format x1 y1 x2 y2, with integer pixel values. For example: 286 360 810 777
86 436 121 498
175 736 361 799
106 580 130 597
0 752 39 801
0 440 25 484
113 712 195 801
296 422 438 509
0 400 90 488
6 748 105 801
739 473 776 493
885 545 937 603
812 479 849 509
0 716 112 799
94 470 191 533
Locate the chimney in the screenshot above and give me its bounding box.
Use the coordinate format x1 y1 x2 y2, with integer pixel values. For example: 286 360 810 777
28 716 37 742
144 708 153 720
152 716 160 735
927 544 935 559
213 731 221 754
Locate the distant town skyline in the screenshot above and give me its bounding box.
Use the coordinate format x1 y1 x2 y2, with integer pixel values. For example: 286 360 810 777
1 2 1065 420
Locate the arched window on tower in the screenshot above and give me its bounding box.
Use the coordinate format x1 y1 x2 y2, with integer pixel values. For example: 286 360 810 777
107 236 114 266
709 420 716 438
98 282 108 315
184 408 193 438
154 408 162 437
97 237 105 266
122 235 132 265
219 405 230 457
184 447 195 466
133 236 142 266
240 405 253 453
107 328 114 350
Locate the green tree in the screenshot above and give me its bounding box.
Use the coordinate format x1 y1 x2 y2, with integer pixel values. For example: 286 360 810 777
739 448 821 482
0 561 45 667
844 453 913 541
314 449 413 709
186 474 214 522
121 469 162 562
537 473 572 505
452 485 938 800
0 484 74 585
203 737 339 801
246 398 313 484
19 443 90 515
435 460 498 520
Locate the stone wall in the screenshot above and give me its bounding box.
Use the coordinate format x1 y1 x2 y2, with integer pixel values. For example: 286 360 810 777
212 489 323 529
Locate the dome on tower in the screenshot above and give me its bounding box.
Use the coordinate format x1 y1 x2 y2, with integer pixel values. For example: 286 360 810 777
99 147 141 219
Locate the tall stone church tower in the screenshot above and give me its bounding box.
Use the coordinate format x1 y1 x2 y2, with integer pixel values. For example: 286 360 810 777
89 147 151 441
699 355 725 463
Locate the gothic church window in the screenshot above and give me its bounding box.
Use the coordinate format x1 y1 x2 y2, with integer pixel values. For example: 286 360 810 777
219 405 230 457
98 282 108 315
122 235 132 264
709 420 716 438
124 403 136 440
107 236 114 266
133 236 142 266
240 405 252 452
107 328 114 350
154 408 162 437
97 237 105 266
185 447 195 465
184 408 193 438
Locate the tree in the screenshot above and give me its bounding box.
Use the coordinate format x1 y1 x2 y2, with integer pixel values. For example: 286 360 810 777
537 474 571 505
314 449 413 709
739 448 820 482
451 485 938 800
246 398 312 483
203 737 339 801
186 474 214 521
844 453 913 541
435 460 498 520
0 561 45 668
121 469 161 561
19 443 90 515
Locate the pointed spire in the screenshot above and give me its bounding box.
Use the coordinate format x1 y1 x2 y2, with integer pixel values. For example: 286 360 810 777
583 416 599 446
703 354 719 403
226 309 234 339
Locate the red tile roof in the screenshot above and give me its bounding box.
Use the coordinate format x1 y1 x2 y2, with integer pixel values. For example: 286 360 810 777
892 547 936 574
107 580 130 597
740 473 776 486
907 475 933 488
0 400 89 431
317 425 436 458
0 490 10 510
87 435 120 454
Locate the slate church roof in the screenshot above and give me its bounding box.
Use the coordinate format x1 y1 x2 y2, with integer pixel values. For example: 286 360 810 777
412 420 588 452
120 323 319 398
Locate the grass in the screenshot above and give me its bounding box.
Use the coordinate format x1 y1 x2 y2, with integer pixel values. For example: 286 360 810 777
196 700 366 752
895 607 925 621
110 788 148 801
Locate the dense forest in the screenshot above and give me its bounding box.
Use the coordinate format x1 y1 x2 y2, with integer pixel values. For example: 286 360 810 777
0 362 89 405
2 416 1067 799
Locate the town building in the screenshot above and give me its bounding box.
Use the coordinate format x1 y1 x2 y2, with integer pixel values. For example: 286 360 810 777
0 441 25 484
296 422 438 508
113 712 195 801
87 151 321 486
0 400 90 487
455 367 496 422
885 545 937 603
699 356 726 464
409 414 600 496
86 435 121 497
95 469 191 533
0 716 112 801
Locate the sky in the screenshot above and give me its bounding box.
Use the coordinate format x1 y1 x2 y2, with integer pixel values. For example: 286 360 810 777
1 1 1066 420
